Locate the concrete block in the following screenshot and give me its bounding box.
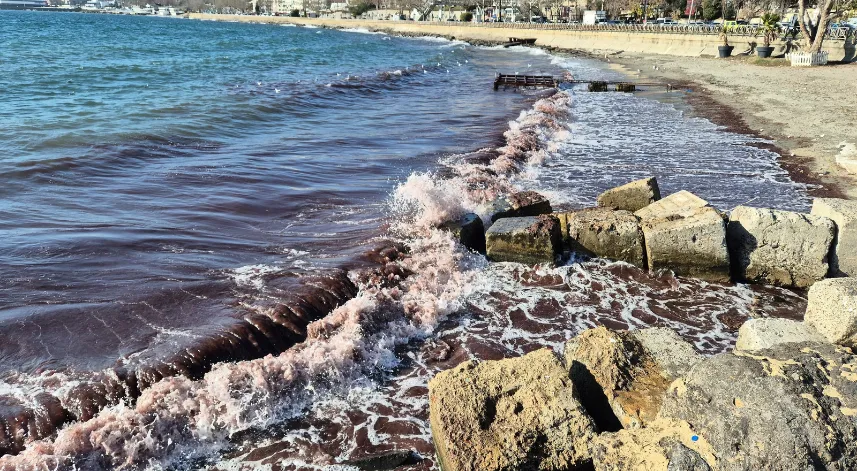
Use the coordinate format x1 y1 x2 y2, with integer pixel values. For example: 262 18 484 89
597 177 661 213
641 206 730 282
566 208 645 267
735 318 826 352
486 215 562 265
480 190 552 223
439 213 486 254
804 278 857 346
727 206 835 288
634 190 708 223
811 198 857 276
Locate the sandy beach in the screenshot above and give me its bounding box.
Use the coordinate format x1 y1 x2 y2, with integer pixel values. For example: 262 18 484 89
607 53 857 199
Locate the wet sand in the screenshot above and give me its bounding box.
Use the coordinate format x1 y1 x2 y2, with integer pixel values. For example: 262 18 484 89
606 53 857 200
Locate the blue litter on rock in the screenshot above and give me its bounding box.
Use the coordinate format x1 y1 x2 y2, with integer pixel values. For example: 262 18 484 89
691 435 699 442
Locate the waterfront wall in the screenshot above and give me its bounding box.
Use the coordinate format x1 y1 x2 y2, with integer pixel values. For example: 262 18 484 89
188 14 855 62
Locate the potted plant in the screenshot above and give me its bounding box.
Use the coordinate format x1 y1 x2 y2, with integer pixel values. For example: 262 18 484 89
718 26 734 58
756 13 780 58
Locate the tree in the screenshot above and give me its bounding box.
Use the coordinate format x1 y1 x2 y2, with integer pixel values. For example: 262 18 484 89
701 0 719 19
348 0 374 16
798 0 836 52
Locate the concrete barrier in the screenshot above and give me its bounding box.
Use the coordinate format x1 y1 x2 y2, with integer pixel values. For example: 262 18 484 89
188 14 854 62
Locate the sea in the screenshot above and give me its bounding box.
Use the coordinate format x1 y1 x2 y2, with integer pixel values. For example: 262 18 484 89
0 10 811 470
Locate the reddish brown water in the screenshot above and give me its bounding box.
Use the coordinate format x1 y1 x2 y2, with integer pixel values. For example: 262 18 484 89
0 13 812 470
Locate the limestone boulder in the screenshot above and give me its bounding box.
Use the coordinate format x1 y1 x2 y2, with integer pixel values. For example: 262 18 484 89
564 327 702 430
481 190 552 223
590 419 715 471
640 204 731 283
812 198 857 276
439 213 486 254
804 277 857 346
485 215 562 265
566 208 645 267
735 318 826 352
596 177 661 212
659 342 857 470
634 190 708 223
727 206 835 288
428 348 596 471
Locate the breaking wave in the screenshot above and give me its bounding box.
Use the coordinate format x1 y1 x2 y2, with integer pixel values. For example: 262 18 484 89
0 89 575 470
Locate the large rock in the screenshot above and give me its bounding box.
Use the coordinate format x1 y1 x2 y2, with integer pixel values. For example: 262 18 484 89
590 419 716 471
565 208 645 267
440 213 486 254
734 317 826 352
428 349 596 471
804 277 857 346
485 215 562 265
596 177 661 213
727 206 835 288
564 327 702 430
812 198 857 276
481 191 552 223
659 343 857 470
634 190 708 223
638 198 731 282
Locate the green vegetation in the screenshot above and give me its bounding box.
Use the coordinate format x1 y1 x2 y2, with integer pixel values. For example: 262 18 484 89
348 1 375 17
460 12 473 21
289 8 300 16
759 13 780 47
701 0 720 21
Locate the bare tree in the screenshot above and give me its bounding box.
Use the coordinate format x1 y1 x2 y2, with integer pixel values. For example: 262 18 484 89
797 0 835 52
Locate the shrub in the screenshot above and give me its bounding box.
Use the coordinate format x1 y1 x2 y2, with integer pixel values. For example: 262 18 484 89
460 12 473 22
290 8 300 16
348 2 374 17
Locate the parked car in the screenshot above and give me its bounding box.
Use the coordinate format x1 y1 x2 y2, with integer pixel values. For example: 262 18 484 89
655 18 677 25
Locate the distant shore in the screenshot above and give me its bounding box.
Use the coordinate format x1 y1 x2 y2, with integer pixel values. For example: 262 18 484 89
190 13 857 199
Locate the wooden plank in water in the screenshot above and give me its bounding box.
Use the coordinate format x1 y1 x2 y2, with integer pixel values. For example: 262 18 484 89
494 74 558 90
503 37 537 48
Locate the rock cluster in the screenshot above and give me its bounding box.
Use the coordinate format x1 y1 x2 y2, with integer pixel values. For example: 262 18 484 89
441 178 857 289
429 279 857 470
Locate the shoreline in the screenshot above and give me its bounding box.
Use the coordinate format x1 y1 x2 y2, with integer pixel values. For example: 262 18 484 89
192 14 857 200
604 53 857 200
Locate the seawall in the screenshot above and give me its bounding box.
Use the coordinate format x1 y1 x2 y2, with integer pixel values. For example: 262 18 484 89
187 14 854 62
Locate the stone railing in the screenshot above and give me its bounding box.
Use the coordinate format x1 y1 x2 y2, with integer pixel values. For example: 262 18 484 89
410 20 856 41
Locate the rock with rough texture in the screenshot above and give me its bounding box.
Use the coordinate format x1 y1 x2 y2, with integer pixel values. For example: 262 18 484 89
727 206 835 288
590 419 716 471
812 198 857 276
735 318 826 352
659 343 857 470
566 208 645 267
634 190 708 223
804 277 857 346
486 215 562 265
640 204 731 283
837 149 857 175
596 177 661 212
440 213 486 254
481 191 552 223
428 348 596 471
564 327 702 430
